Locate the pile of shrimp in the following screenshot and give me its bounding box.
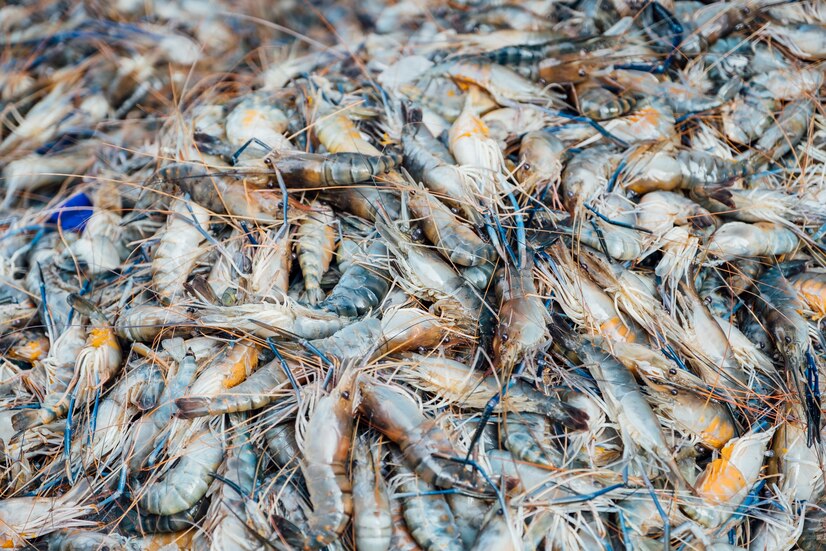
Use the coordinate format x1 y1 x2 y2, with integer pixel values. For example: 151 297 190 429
1 0 826 549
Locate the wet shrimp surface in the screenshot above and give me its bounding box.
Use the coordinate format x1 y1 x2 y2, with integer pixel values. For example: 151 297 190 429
0 0 825 549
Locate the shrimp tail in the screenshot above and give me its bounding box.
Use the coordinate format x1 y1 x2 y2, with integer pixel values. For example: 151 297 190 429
271 514 305 548
184 275 221 305
300 287 327 306
12 408 49 432
543 400 590 431
174 397 211 419
67 293 106 323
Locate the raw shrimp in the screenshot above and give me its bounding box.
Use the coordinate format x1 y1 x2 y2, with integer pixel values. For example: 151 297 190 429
352 435 392 551
151 198 211 304
296 202 337 304
295 376 354 550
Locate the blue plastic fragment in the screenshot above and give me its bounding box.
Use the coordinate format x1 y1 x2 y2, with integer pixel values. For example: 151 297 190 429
47 193 93 231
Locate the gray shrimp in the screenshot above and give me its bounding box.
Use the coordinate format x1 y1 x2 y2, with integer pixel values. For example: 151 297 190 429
407 186 492 267
238 150 399 189
352 435 393 551
138 427 224 516
294 377 355 549
296 202 337 305
357 378 469 491
394 462 463 551
175 358 294 418
320 240 391 318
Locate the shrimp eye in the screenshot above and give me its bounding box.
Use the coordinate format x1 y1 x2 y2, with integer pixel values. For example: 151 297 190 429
500 333 509 342
578 68 587 77
342 390 351 400
523 163 531 171
668 368 677 375
784 336 792 344
670 389 678 396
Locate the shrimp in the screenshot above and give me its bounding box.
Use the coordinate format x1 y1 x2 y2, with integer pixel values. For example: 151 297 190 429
401 109 480 223
407 186 492 267
645 381 736 450
706 222 799 262
175 357 294 418
377 217 480 319
197 415 272 551
551 325 691 490
692 187 824 226
560 145 619 215
752 263 820 444
438 58 557 105
675 283 753 397
681 428 776 528
752 99 814 161
394 461 463 551
378 306 457 355
313 100 384 156
0 301 36 337
750 66 823 101
206 229 245 304
320 240 391 318
637 191 713 236
264 421 301 470
579 85 638 121
295 376 354 549
249 225 292 301
722 84 778 145
296 202 336 305
448 88 512 208
492 264 551 372
182 341 260 402
469 505 520 551
167 164 286 222
126 345 202 473
323 186 402 222
352 435 392 551
46 529 129 550
14 295 122 431
388 495 421 551
0 479 95 548
574 194 645 261
25 240 74 334
517 130 565 196
623 148 752 194
357 378 468 490
197 300 349 339
486 448 622 502
789 270 826 319
501 413 563 468
225 93 292 153
537 245 648 344
772 408 824 503
760 23 826 61
81 360 164 469
306 317 383 362
9 322 82 432
122 499 210 536
151 198 211 304
139 427 224 515
115 304 191 342
238 150 400 189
